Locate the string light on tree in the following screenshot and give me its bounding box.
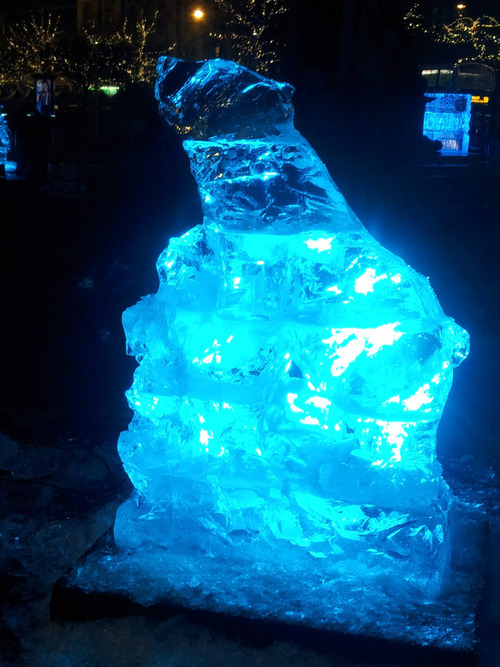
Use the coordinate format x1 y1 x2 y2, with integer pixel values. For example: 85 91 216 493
404 3 500 67
0 13 63 87
211 0 288 73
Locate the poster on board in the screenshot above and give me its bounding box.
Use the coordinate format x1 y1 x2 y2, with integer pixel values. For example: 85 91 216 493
35 77 55 116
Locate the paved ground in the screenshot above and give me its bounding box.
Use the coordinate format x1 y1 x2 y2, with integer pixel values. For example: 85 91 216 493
1 108 500 665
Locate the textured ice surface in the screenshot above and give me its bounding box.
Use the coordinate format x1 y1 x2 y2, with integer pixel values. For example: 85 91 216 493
0 114 10 164
113 57 471 645
423 93 471 155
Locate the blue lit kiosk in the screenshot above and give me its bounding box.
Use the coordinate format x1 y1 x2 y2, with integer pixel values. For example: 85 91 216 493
52 58 482 660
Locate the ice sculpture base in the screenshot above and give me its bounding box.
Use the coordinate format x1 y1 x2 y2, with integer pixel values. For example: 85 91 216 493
52 505 483 653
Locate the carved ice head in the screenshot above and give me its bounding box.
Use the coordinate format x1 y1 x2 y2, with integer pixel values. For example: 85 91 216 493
155 56 295 140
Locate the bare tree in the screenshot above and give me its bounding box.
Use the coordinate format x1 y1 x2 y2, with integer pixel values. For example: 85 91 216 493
211 0 288 73
0 13 63 85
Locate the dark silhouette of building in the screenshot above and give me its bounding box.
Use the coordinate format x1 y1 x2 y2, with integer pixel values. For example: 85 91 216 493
0 0 77 35
75 0 206 53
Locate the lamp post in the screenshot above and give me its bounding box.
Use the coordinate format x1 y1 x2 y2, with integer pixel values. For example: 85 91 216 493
92 33 100 142
191 7 206 59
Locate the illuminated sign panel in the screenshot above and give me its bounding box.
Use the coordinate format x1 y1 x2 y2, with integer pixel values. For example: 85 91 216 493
471 95 490 104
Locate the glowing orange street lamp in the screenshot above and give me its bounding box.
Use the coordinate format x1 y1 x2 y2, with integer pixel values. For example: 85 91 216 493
193 8 204 20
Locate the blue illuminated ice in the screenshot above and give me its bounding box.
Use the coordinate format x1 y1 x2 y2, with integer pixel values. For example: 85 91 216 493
113 58 470 639
0 114 10 166
423 92 471 155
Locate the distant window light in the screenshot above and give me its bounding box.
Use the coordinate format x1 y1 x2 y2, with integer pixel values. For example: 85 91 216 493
421 69 453 89
422 70 439 88
438 69 453 88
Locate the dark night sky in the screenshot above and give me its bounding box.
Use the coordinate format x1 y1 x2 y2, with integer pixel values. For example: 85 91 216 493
1 1 500 22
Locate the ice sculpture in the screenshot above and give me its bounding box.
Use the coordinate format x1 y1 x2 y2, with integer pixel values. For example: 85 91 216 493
0 113 10 167
112 58 470 642
423 92 471 155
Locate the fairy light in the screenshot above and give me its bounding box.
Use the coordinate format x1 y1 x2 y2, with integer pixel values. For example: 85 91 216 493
210 0 289 73
404 3 500 66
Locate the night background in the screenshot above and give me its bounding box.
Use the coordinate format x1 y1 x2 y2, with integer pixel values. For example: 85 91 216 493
1 1 500 665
